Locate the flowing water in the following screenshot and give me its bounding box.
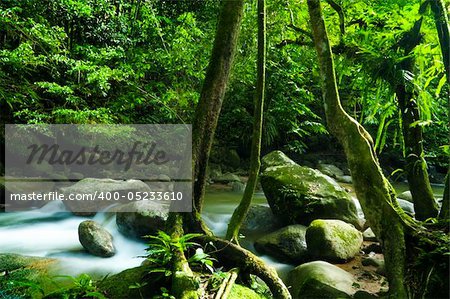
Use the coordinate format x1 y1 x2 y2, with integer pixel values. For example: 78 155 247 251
0 183 445 280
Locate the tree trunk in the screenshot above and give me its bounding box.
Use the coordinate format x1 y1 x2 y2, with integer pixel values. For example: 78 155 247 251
166 213 199 299
394 17 439 221
439 170 449 220
396 83 439 220
430 0 450 83
191 0 245 220
226 0 266 242
307 0 409 296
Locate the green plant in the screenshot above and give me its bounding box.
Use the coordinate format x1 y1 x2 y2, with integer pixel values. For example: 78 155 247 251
143 231 215 280
129 281 148 299
153 287 175 299
45 273 106 299
3 279 45 298
188 248 216 273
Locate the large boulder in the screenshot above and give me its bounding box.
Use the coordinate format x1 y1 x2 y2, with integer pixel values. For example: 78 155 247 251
306 219 363 262
60 178 152 215
78 220 115 257
254 225 308 263
241 204 281 234
260 151 361 228
287 261 356 299
116 201 169 239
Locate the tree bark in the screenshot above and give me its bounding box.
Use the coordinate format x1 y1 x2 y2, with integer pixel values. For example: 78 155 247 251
307 0 409 296
430 0 450 83
191 0 245 219
396 83 439 220
395 17 439 221
439 170 449 220
226 0 266 242
166 213 199 299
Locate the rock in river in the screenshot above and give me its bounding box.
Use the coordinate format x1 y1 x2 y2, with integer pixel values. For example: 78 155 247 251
306 219 362 262
287 261 356 299
260 151 361 228
116 201 169 239
60 178 152 215
241 204 281 234
254 224 308 263
78 220 115 257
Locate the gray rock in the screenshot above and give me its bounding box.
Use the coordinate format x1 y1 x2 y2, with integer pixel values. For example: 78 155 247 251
306 219 363 262
397 191 413 202
362 256 384 269
396 198 415 216
254 225 308 263
60 178 152 215
318 163 344 179
363 228 377 242
241 205 281 233
116 201 169 239
261 150 296 171
213 173 241 183
78 220 115 257
230 181 246 193
260 151 361 228
287 261 356 299
337 175 353 184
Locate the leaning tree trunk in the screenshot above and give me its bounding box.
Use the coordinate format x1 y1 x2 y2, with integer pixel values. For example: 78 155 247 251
171 1 290 297
165 2 245 295
226 0 266 243
307 0 410 296
191 0 245 228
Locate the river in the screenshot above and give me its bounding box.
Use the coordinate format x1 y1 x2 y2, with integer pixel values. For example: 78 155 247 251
0 183 444 281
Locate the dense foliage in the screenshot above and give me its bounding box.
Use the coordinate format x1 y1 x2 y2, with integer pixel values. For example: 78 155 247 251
0 0 448 167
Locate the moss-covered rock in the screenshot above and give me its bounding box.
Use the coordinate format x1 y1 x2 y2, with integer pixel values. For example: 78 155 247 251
254 225 308 263
287 261 356 299
260 153 361 228
97 266 155 298
0 253 58 297
306 219 363 262
260 150 296 171
229 284 267 299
